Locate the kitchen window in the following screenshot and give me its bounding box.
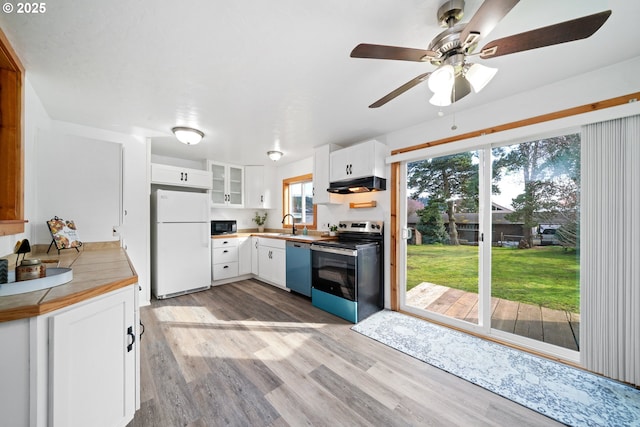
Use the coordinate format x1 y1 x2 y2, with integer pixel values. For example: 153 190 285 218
282 173 316 229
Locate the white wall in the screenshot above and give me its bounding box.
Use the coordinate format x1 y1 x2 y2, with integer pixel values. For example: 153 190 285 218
0 77 150 303
384 57 640 153
48 121 150 304
34 131 121 244
0 78 50 257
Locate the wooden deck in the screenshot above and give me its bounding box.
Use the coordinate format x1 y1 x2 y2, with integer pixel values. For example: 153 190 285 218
406 282 580 351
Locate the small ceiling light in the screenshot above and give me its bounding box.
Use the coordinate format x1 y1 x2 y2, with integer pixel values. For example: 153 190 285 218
427 64 455 94
429 91 452 107
267 150 283 161
172 127 204 145
465 63 498 93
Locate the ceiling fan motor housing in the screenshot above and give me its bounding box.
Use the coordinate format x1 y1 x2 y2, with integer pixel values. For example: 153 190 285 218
428 24 467 66
438 0 465 27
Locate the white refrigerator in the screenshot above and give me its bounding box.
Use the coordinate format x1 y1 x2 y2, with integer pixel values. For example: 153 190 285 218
151 189 211 299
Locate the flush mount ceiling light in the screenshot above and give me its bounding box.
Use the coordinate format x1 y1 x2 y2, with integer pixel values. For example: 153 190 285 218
172 127 204 145
267 150 283 161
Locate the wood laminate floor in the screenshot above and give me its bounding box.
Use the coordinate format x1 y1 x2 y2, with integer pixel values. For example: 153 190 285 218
129 279 562 427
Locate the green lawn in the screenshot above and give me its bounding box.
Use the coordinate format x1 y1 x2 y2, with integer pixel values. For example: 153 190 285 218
406 244 580 313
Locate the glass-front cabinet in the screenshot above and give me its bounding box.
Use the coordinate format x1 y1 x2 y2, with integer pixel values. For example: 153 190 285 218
208 161 244 207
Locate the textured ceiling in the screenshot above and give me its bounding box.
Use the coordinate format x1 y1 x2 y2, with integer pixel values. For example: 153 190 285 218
1 0 637 166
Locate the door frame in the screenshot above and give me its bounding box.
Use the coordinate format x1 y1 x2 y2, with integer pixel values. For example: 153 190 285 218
392 141 580 363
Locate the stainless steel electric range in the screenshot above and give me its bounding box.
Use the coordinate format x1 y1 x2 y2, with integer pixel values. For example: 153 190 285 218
310 220 383 323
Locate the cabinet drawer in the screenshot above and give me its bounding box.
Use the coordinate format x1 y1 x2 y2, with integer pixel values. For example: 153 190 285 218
212 262 238 280
213 238 238 248
212 246 238 264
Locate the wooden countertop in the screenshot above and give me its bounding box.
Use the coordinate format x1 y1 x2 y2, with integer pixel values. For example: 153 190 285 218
0 247 137 323
211 232 337 244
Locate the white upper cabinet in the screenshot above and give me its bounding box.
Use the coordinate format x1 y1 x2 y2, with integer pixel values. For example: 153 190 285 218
151 163 212 189
209 161 244 207
313 144 341 205
245 165 276 209
329 140 389 183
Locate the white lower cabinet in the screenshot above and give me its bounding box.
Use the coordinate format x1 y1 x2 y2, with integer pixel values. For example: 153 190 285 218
251 237 259 275
238 237 252 276
211 238 239 281
257 238 286 288
0 285 139 427
210 236 286 289
50 286 137 427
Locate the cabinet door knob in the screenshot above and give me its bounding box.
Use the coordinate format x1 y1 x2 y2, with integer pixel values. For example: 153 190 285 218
185 172 188 181
180 172 184 181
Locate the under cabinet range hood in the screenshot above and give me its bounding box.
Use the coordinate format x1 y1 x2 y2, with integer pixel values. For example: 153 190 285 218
327 176 386 194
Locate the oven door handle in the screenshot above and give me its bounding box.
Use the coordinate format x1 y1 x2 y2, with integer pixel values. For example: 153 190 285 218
311 245 358 257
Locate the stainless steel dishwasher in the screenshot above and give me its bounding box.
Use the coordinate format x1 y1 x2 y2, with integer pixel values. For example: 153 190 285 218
285 241 311 297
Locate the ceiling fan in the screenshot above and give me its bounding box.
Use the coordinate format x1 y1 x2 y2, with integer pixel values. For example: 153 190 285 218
351 0 611 108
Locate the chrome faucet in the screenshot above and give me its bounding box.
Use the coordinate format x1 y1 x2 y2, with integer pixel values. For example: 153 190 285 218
281 214 296 235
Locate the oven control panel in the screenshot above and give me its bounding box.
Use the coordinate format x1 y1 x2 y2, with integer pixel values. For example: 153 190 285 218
337 220 383 234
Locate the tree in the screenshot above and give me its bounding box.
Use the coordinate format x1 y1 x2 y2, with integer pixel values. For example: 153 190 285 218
408 153 478 245
416 198 448 244
406 198 424 219
493 134 580 247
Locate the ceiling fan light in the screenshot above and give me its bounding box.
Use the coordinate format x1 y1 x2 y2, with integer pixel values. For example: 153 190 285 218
428 64 455 94
429 91 452 107
465 63 498 93
267 150 283 161
172 127 204 145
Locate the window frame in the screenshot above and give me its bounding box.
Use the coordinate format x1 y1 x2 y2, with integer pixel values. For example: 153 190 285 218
282 173 317 230
0 28 25 236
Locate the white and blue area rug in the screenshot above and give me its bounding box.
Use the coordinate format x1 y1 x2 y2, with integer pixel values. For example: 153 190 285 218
352 310 640 427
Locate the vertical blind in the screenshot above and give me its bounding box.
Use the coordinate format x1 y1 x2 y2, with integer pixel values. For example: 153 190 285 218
581 115 640 386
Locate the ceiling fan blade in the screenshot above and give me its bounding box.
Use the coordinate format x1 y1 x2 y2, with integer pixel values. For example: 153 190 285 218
351 43 437 62
369 72 431 108
479 10 612 59
460 0 520 48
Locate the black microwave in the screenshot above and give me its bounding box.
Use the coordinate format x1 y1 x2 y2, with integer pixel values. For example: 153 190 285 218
211 220 237 235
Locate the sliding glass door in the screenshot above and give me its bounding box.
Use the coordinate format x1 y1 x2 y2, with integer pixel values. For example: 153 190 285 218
401 133 581 357
404 151 481 325
490 136 581 351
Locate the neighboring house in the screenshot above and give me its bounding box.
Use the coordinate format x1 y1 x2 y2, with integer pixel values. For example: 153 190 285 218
407 202 524 244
